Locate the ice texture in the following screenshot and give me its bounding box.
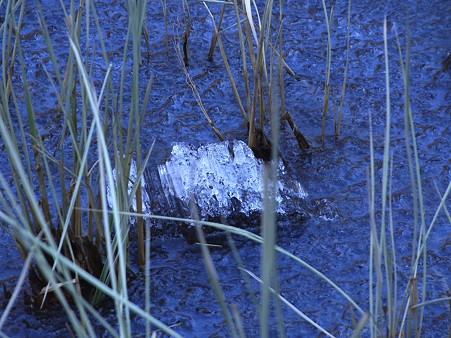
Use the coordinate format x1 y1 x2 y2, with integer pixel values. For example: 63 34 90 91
106 160 151 216
157 140 308 219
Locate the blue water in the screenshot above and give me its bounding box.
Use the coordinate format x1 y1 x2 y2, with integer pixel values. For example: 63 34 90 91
0 0 449 337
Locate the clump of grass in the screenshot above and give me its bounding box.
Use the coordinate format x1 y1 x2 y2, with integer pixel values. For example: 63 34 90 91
172 5 450 337
366 17 450 337
0 0 175 336
202 0 309 157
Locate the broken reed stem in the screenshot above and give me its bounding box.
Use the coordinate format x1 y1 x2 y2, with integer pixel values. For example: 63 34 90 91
204 2 249 123
208 4 226 62
320 2 334 144
282 111 310 150
174 37 225 142
205 1 309 153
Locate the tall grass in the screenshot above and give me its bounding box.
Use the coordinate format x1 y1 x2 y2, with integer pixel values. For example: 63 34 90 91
0 0 175 336
366 17 451 337
203 0 309 155
190 4 449 337
0 0 448 337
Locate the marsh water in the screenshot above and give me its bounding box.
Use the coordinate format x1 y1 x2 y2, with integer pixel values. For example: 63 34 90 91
1 0 450 336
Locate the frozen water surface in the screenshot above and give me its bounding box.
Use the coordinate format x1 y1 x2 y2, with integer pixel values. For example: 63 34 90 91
0 0 449 337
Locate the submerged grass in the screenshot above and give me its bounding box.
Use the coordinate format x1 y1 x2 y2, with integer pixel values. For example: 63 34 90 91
0 0 449 337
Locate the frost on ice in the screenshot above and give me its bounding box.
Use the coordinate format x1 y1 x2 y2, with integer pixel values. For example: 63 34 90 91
156 140 307 219
108 140 308 221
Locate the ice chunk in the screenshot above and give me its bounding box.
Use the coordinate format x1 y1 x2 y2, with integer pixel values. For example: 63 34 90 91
106 160 151 216
108 141 308 223
156 140 307 219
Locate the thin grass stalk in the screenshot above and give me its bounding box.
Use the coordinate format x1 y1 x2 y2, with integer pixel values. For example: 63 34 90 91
16 226 183 336
117 24 131 157
189 201 239 338
368 112 383 337
162 0 169 54
118 211 366 317
266 42 286 338
136 78 154 265
412 295 451 311
0 128 93 335
370 18 394 335
274 9 288 122
433 183 450 222
247 0 269 150
108 0 134 267
400 32 428 337
387 155 398 334
242 2 257 74
320 1 333 144
230 303 246 338
100 95 130 337
259 5 276 330
274 11 289 335
260 164 277 338
374 17 393 336
175 37 225 141
0 250 33 330
60 0 83 230
2 76 36 233
244 269 334 337
336 0 351 137
391 25 428 337
14 1 52 227
1 0 17 100
233 0 252 115
90 1 110 66
36 0 63 88
398 35 414 246
114 3 148 269
127 0 148 265
207 3 225 62
203 3 248 122
241 0 264 133
350 313 370 338
259 0 275 110
226 232 259 310
244 0 260 45
69 36 132 335
73 0 91 238
145 218 152 338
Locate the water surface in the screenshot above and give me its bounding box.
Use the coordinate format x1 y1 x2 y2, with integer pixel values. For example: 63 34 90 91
0 0 449 336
